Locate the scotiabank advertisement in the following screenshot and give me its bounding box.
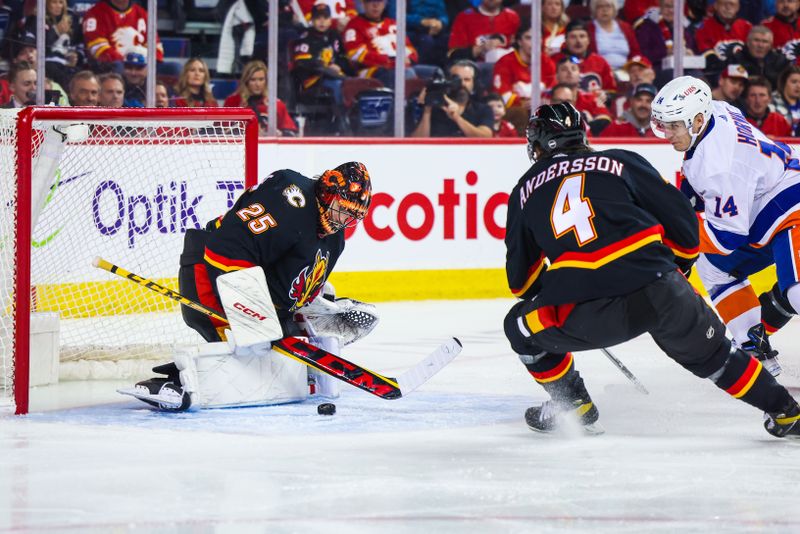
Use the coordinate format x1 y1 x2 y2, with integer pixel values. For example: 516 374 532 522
259 140 686 273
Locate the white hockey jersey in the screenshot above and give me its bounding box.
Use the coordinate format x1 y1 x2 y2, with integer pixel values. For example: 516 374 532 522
682 100 800 254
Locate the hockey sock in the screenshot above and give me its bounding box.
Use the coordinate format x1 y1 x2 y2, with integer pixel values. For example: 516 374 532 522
521 352 589 403
709 347 793 413
710 280 761 346
759 283 796 335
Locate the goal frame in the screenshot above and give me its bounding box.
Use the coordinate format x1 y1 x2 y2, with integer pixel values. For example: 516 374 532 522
12 106 259 414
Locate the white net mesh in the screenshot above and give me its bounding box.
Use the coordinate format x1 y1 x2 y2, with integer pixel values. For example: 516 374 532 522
0 109 255 412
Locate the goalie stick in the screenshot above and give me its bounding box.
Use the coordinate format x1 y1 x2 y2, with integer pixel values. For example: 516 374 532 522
92 257 462 399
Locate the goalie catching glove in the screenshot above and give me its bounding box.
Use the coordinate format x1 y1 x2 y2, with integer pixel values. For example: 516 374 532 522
299 292 379 346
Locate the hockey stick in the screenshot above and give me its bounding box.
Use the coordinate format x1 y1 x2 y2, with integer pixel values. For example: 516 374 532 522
600 348 649 395
92 257 462 399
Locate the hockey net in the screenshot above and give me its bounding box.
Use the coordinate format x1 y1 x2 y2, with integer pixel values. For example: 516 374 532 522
0 107 258 414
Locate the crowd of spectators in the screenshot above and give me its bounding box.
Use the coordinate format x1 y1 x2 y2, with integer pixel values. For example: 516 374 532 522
3 0 800 139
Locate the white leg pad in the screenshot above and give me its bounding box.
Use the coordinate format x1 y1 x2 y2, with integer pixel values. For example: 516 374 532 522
307 336 341 399
177 342 308 408
217 266 283 355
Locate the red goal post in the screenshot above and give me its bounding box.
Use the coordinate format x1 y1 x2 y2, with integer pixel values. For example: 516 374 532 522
2 107 259 414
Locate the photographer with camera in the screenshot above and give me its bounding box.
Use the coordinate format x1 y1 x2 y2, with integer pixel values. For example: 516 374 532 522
411 60 493 138
2 61 36 108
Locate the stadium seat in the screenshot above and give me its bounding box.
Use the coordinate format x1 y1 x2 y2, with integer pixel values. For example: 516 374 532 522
210 78 238 101
342 78 384 109
161 37 191 58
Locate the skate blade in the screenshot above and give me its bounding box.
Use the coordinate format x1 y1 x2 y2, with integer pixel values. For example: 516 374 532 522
117 387 184 409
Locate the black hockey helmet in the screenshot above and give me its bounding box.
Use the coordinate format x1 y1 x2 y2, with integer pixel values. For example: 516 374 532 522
316 161 372 236
526 102 588 163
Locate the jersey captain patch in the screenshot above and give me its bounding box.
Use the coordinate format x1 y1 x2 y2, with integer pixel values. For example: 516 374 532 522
283 184 306 208
289 249 329 310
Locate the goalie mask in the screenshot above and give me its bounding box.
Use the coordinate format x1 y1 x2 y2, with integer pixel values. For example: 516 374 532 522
316 161 372 236
526 102 588 163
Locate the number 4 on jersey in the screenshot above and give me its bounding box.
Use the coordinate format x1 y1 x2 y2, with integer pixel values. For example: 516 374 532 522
550 173 597 246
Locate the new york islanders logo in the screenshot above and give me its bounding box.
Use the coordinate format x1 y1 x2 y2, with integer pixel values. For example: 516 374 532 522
289 249 329 310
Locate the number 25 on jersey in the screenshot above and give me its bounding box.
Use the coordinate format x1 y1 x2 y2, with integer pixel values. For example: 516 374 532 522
236 203 277 234
550 174 598 246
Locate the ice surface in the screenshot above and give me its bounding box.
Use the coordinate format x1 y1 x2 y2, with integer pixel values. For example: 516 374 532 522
2 299 800 533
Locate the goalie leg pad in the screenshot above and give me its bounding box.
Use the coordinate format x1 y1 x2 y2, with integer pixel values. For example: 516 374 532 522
216 266 283 354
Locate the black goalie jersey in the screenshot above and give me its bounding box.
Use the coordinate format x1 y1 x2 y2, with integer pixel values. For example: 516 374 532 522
202 169 345 319
505 149 699 306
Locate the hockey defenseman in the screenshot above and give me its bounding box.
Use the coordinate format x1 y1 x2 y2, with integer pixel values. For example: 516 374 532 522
122 162 377 411
504 102 800 438
651 76 799 378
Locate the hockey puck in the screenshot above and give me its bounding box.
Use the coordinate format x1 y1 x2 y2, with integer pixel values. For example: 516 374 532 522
317 402 336 416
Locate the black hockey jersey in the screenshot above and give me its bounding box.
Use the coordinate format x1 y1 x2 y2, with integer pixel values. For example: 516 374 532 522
505 149 699 306
203 169 345 318
292 27 352 90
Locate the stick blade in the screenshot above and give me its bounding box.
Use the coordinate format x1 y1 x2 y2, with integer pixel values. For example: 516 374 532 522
396 337 462 396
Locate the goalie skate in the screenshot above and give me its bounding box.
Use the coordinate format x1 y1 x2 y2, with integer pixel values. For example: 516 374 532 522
525 390 603 436
118 377 192 412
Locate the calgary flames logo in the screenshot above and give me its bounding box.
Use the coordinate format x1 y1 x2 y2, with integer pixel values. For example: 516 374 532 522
288 249 330 311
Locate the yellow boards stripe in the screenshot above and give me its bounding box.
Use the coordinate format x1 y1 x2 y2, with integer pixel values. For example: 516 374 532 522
29 266 779 317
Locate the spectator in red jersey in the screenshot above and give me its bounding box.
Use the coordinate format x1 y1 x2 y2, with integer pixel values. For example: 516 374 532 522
296 0 357 32
551 20 617 92
67 70 99 106
224 60 298 137
727 26 789 89
492 26 556 108
712 63 749 104
173 58 217 108
771 65 800 133
342 0 419 88
762 0 800 57
694 0 752 62
486 93 519 136
600 83 657 137
98 72 125 108
552 56 611 125
447 0 520 62
587 0 642 71
82 0 164 72
542 0 569 56
1 61 36 108
743 76 792 138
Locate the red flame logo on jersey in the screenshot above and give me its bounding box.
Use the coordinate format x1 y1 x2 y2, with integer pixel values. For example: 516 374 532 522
289 249 330 311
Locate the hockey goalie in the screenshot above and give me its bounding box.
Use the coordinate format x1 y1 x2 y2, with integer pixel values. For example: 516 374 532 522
119 162 378 411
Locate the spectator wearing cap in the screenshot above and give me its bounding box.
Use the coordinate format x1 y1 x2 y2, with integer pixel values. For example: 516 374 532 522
586 0 642 71
297 0 357 33
634 0 697 71
713 64 749 104
68 70 100 106
292 2 353 124
761 0 800 53
343 0 419 88
492 26 556 108
542 0 569 56
98 72 125 108
551 20 617 92
694 0 752 62
771 65 800 133
743 76 792 138
121 49 147 107
726 26 789 90
82 0 164 72
1 61 36 108
612 55 655 116
600 83 657 137
447 0 520 62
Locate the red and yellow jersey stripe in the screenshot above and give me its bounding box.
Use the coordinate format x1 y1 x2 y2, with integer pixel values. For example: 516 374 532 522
549 225 664 271
529 352 574 383
725 357 762 398
510 252 546 298
203 247 256 273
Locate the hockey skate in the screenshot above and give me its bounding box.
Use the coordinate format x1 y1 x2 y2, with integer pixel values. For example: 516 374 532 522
118 363 192 412
525 381 603 435
741 324 782 377
764 401 800 439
